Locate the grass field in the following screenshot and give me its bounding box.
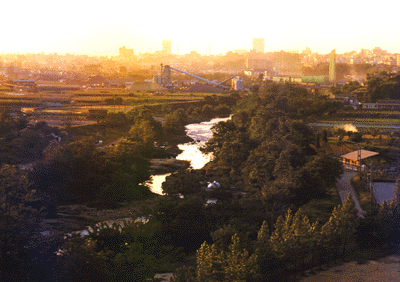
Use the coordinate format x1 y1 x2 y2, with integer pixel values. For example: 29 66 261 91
1 90 218 128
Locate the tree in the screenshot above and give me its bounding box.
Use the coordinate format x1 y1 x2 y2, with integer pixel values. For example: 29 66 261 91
30 137 152 207
154 195 212 253
0 108 15 136
269 209 319 272
161 167 203 196
211 225 238 252
0 164 43 281
196 242 224 282
128 117 163 150
254 221 286 281
211 130 254 179
321 129 328 143
223 234 259 281
242 145 277 190
202 120 236 154
57 221 159 282
196 234 259 282
163 108 188 136
320 195 359 260
293 153 343 205
171 266 197 282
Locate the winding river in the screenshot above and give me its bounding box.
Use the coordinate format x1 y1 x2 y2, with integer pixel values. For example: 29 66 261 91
147 116 231 195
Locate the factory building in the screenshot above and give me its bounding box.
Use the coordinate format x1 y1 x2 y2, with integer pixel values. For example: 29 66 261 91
231 77 243 91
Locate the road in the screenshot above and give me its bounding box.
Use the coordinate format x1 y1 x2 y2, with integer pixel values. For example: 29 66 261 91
336 171 365 217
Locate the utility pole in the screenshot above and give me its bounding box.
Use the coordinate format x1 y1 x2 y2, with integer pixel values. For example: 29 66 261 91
357 147 362 173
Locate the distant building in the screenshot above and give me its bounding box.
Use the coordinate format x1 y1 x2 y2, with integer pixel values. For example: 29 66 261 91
329 49 336 82
119 46 134 58
376 99 400 110
302 47 312 55
269 75 302 83
246 57 272 71
350 58 363 64
362 103 378 109
162 40 172 55
234 49 248 54
373 47 387 56
252 38 265 53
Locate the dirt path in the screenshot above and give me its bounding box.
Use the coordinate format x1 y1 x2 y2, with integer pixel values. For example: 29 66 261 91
336 171 365 217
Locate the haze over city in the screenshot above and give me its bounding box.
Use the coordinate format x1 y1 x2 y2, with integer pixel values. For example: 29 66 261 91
2 0 400 55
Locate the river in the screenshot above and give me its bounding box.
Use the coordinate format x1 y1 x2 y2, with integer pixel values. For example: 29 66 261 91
147 116 231 195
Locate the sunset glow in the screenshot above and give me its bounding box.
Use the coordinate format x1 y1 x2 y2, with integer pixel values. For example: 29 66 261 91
2 0 400 55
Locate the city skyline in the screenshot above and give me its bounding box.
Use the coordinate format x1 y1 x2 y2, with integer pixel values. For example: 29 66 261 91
1 0 400 56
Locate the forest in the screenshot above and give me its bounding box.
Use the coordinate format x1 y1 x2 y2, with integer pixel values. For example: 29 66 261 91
1 82 400 281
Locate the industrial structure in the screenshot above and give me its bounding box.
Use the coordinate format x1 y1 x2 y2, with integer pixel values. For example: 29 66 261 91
329 49 336 82
157 64 242 92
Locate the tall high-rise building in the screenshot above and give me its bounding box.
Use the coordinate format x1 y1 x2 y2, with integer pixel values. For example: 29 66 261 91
252 38 265 53
162 40 172 55
329 49 336 82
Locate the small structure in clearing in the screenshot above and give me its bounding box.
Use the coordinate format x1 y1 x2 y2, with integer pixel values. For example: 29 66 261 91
340 149 379 167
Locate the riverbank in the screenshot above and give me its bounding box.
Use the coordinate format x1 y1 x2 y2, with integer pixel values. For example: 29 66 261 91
149 158 190 174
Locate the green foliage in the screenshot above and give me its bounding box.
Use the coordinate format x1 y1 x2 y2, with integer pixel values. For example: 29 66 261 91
350 174 367 193
153 195 212 253
0 164 42 280
104 96 123 105
196 242 224 282
30 137 151 206
211 225 238 252
128 109 164 150
269 209 318 271
58 221 160 282
161 167 203 196
88 109 108 121
348 131 363 142
322 129 328 143
212 130 254 179
320 195 359 259
362 73 400 102
223 234 259 281
171 266 197 282
367 126 380 137
163 108 188 136
101 111 130 129
201 119 236 154
196 234 259 282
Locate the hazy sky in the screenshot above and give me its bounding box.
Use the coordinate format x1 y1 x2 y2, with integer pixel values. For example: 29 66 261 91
2 0 399 56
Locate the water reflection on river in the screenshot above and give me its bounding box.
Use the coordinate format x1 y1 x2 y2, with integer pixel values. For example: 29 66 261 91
147 116 231 195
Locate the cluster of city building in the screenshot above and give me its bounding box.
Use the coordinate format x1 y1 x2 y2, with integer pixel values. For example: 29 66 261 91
1 38 400 92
